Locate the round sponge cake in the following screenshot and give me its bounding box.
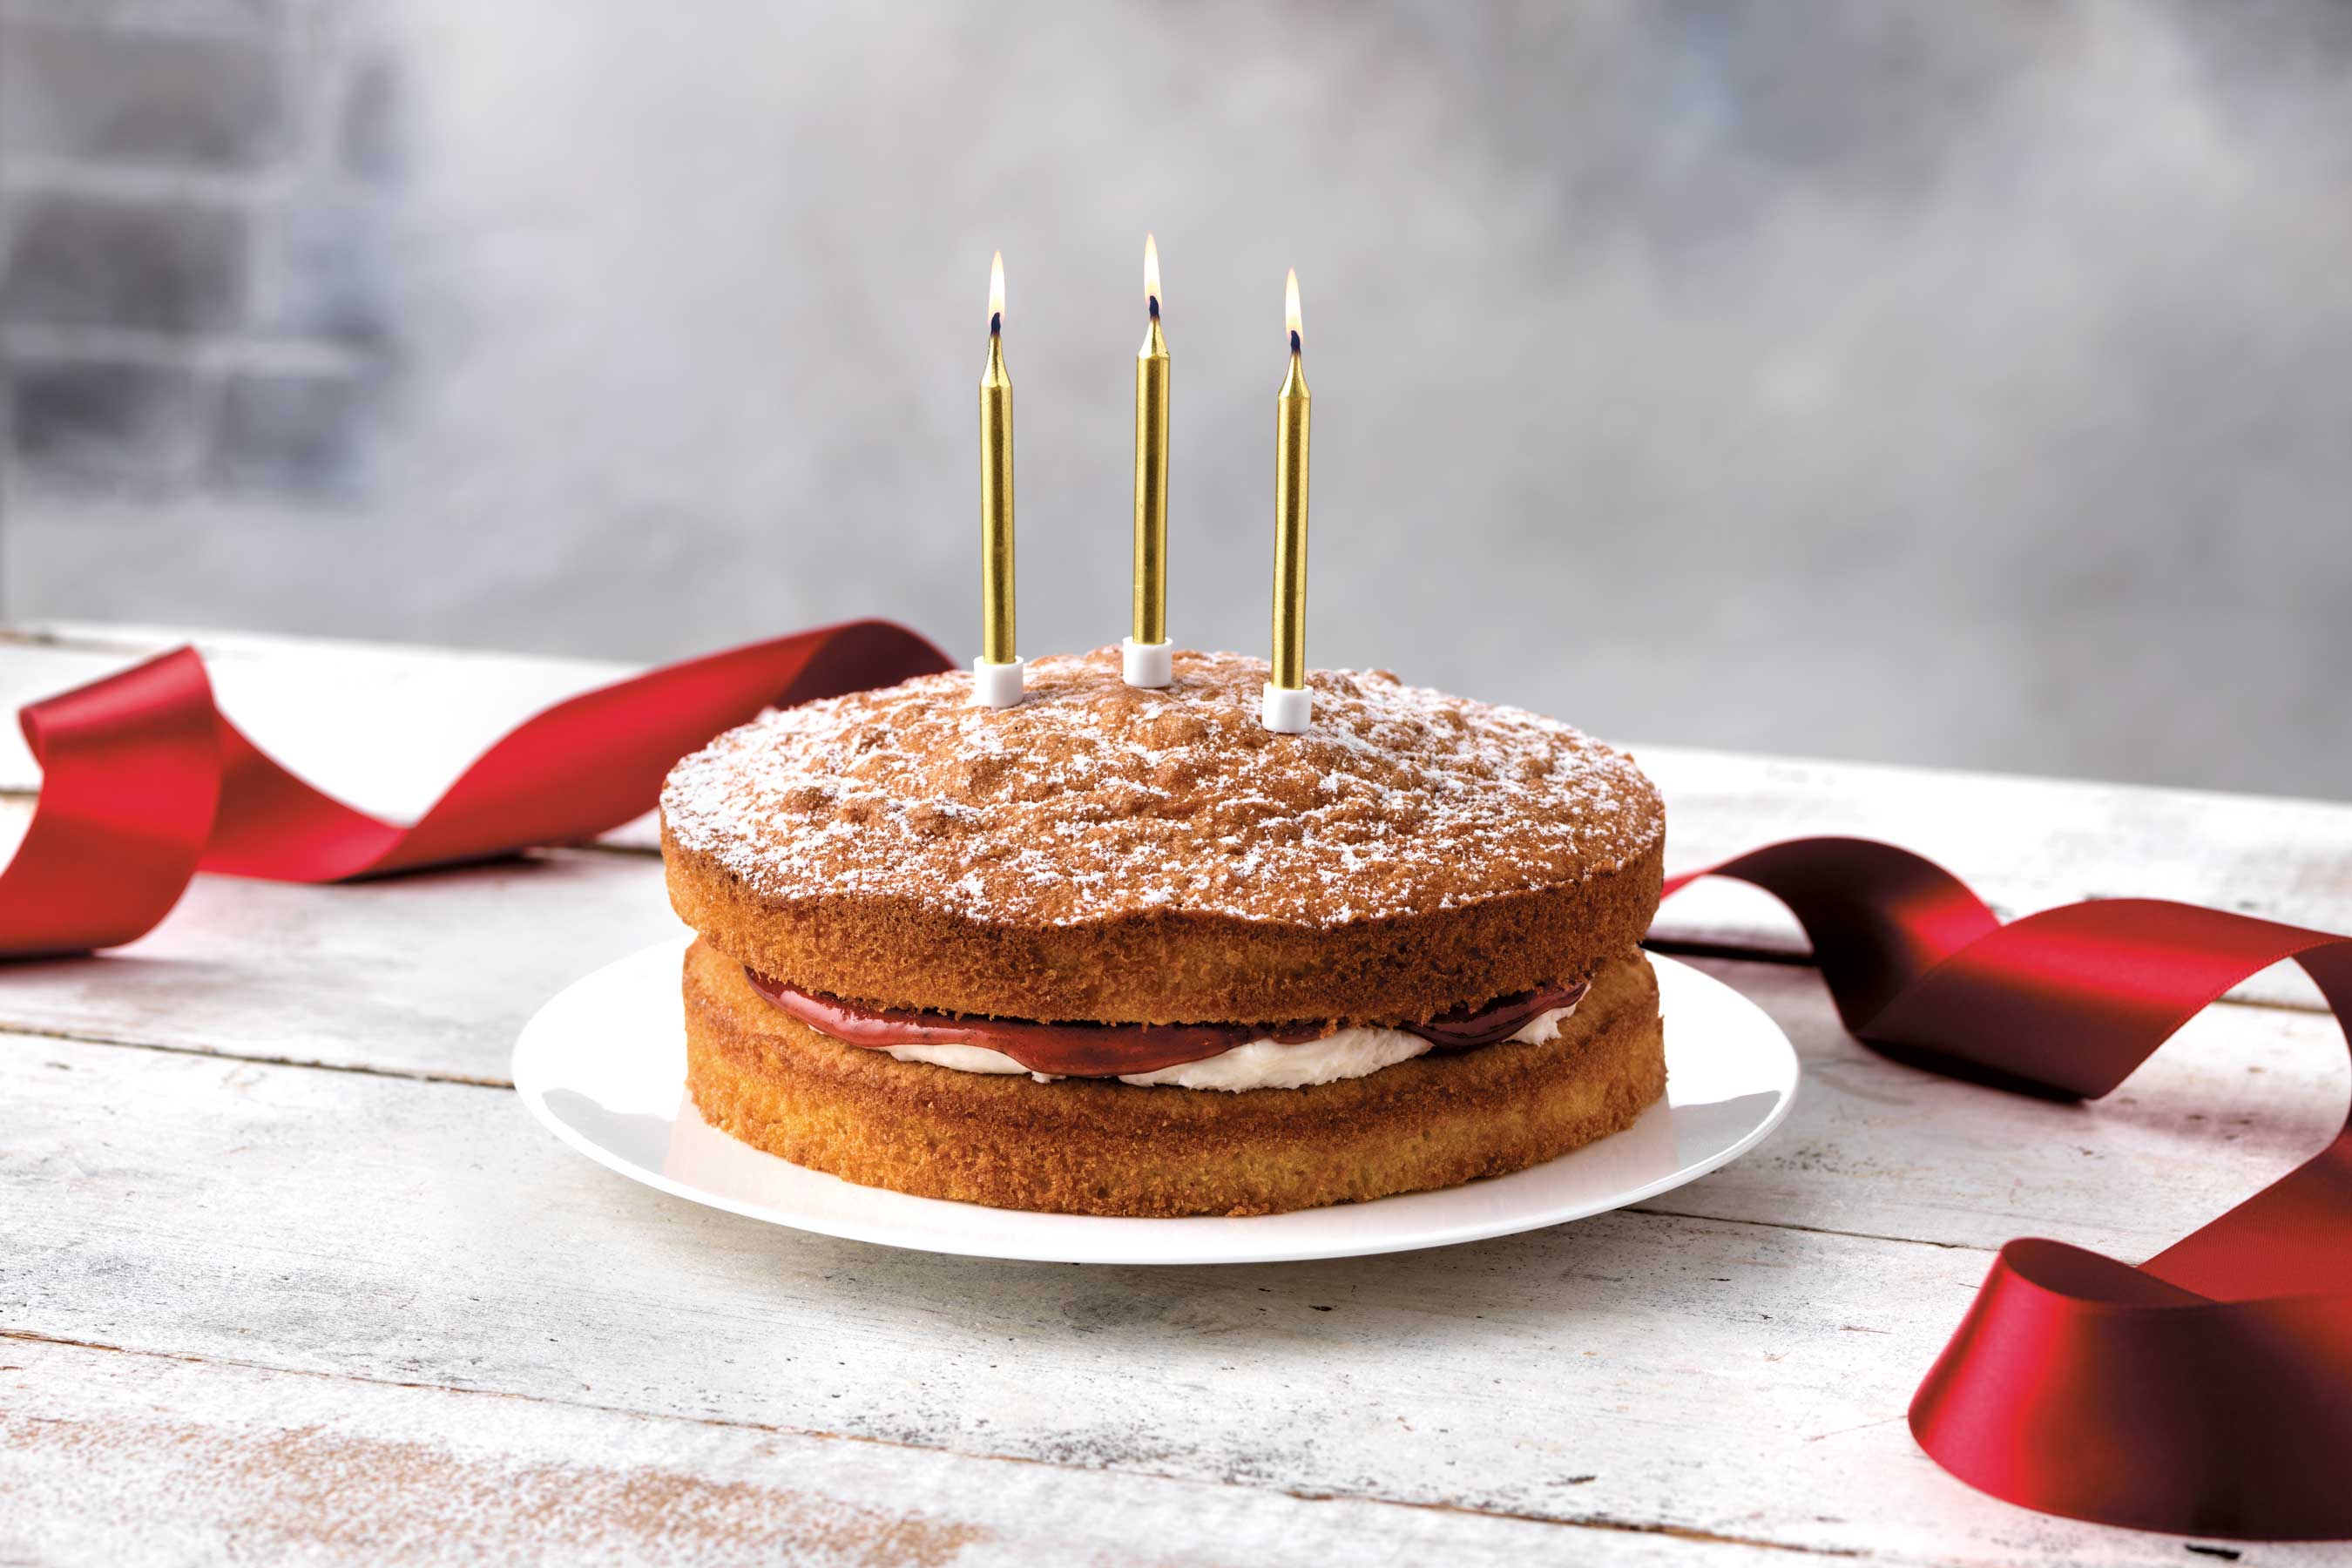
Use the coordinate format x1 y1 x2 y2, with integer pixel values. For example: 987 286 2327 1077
659 646 1667 1215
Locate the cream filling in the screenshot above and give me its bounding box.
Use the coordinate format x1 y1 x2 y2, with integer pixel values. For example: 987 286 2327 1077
878 1001 1581 1092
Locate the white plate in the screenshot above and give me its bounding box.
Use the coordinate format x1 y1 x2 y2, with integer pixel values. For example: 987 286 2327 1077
513 939 1798 1265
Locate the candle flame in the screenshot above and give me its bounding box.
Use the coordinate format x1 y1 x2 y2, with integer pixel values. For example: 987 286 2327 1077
1143 233 1160 313
988 250 1004 331
1284 267 1301 348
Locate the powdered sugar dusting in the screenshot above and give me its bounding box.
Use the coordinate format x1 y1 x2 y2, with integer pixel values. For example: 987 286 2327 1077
660 647 1662 928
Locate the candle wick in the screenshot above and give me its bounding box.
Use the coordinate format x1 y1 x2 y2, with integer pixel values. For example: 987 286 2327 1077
1147 294 1160 321
990 311 1003 337
1288 328 1301 355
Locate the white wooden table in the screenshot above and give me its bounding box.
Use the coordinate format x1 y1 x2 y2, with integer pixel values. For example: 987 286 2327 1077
4 623 2349 1567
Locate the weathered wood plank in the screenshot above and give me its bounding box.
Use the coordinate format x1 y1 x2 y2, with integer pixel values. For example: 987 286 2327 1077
2 625 2343 1007
5 1337 1791 1568
0 841 683 1083
0 840 2332 1267
0 1030 2328 1566
1654 959 2348 1261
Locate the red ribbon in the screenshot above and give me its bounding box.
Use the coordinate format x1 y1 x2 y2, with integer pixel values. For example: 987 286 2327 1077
0 620 950 957
1664 842 2352 1540
3 629 2347 1539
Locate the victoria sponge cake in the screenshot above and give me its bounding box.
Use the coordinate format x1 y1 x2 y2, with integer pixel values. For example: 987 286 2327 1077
659 646 1666 1217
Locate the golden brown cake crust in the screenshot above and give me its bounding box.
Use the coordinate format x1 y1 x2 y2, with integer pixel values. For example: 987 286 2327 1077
682 939 1666 1218
661 647 1666 1024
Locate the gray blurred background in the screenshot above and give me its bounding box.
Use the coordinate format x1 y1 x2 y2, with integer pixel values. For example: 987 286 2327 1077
2 0 2348 796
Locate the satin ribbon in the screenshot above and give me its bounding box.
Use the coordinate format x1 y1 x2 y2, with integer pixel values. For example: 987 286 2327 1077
0 620 950 956
2 630 2347 1539
1663 842 2352 1540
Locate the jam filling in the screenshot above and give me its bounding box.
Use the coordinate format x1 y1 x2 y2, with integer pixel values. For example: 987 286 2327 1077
743 970 1590 1079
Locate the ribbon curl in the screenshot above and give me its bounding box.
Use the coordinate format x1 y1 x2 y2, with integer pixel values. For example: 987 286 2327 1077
0 620 950 957
1 632 2346 1538
1665 841 2352 1540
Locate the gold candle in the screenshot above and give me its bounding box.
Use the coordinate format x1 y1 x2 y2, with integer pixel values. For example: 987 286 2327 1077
974 250 1022 706
1262 267 1312 733
1128 233 1172 681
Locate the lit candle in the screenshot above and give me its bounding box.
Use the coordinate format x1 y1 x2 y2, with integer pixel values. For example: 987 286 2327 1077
1125 233 1173 689
974 250 1023 707
1261 267 1312 733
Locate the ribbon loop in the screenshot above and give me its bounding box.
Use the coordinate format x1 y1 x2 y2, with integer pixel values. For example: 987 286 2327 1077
1667 841 2352 1538
0 647 221 958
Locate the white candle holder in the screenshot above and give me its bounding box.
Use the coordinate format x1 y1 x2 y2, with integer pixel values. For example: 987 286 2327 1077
1260 681 1311 733
971 657 1025 709
1121 638 1173 689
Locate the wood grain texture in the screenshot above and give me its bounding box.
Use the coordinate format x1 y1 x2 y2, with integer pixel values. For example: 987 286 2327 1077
2 623 2346 1565
3 1016 2335 1565
0 836 682 1081
8 1339 1800 1568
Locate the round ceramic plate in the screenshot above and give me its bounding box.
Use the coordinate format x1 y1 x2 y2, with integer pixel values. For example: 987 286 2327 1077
513 938 1798 1266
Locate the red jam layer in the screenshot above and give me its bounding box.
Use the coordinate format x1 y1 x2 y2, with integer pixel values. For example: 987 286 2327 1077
743 970 1590 1078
